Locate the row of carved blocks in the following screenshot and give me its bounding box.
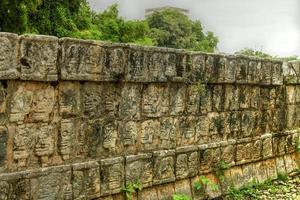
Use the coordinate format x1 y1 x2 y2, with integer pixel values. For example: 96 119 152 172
0 32 294 84
0 143 299 200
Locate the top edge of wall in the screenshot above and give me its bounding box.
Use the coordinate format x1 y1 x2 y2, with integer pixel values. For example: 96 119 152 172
0 32 298 84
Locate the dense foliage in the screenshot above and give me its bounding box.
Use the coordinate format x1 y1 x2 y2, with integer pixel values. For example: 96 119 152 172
0 1 218 52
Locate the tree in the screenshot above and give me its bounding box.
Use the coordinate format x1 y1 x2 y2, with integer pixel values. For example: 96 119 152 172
146 8 218 52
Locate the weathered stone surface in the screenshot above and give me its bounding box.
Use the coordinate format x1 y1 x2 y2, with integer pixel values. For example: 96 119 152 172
125 153 153 188
175 146 199 179
100 157 124 196
59 82 81 117
160 117 177 149
119 84 141 120
0 126 7 169
0 33 19 79
139 119 160 151
153 150 175 185
20 35 58 81
72 161 100 200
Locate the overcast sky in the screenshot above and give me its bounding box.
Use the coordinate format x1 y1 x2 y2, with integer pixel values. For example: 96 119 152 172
88 0 300 56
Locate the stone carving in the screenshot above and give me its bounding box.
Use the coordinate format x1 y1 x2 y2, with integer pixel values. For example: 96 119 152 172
236 58 248 83
212 85 224 111
119 84 141 120
178 117 196 146
100 157 124 196
186 84 200 114
148 52 168 82
239 85 251 109
34 123 55 165
221 143 235 165
72 161 100 199
120 121 138 146
247 60 261 83
272 62 283 85
0 33 19 79
59 119 76 161
20 35 58 81
224 85 239 111
59 82 81 117
262 135 273 158
153 150 175 185
190 54 205 82
126 47 147 81
200 147 221 173
236 142 253 164
126 154 153 188
176 146 199 179
140 120 159 151
170 84 185 115
199 85 212 114
160 118 177 149
0 181 9 200
142 84 169 117
260 61 272 85
103 122 118 151
195 116 210 144
224 56 237 82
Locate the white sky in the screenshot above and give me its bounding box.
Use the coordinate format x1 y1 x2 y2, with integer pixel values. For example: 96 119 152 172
88 0 300 56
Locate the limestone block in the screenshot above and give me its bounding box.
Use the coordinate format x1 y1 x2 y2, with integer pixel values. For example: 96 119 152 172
236 141 253 164
285 134 295 153
252 139 262 161
146 50 169 82
142 84 169 117
186 84 200 115
10 82 56 123
139 187 158 200
139 119 160 151
272 62 283 85
119 121 138 154
208 112 225 142
260 61 273 85
286 86 296 105
153 150 175 185
59 81 81 117
172 52 188 82
0 33 19 79
0 173 30 200
119 84 141 120
59 118 81 161
224 55 236 83
241 164 256 186
236 57 248 83
247 59 261 84
175 146 199 180
177 116 197 146
189 53 206 82
262 134 273 159
224 85 239 111
100 157 124 196
0 126 7 169
238 85 251 109
156 182 175 200
72 161 101 199
253 161 268 183
125 153 153 188
264 159 277 179
199 84 212 114
199 145 221 173
221 142 235 166
250 87 260 109
275 156 286 174
125 46 148 82
30 165 72 200
284 61 299 84
195 116 210 145
159 117 177 149
82 83 121 119
61 38 125 81
229 166 244 189
205 55 214 82
284 154 296 173
260 87 271 110
20 35 58 81
215 55 226 83
170 84 186 116
190 176 208 200
174 179 192 197
227 112 240 139
204 173 222 199
85 119 119 157
286 105 297 129
212 85 224 112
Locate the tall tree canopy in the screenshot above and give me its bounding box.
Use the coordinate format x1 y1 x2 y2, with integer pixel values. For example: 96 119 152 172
146 9 218 52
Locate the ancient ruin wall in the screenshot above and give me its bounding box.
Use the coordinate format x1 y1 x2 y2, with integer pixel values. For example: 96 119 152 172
0 32 299 199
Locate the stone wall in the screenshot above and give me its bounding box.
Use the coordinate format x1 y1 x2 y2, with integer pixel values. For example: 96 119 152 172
0 32 299 199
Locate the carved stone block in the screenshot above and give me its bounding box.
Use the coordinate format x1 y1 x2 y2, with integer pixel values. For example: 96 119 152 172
208 112 225 141
0 33 19 79
175 146 199 179
224 56 236 83
0 126 7 168
59 82 81 117
253 139 262 161
147 51 168 82
178 117 196 146
156 183 175 200
170 84 185 115
186 84 200 114
199 85 212 114
272 62 283 85
82 83 120 119
260 61 272 85
236 57 248 83
221 143 235 165
224 85 239 111
195 116 210 144
159 118 177 149
125 153 153 188
119 84 141 120
20 35 58 81
0 174 31 200
199 145 221 173
240 111 254 138
119 121 138 154
125 46 148 81
247 59 261 84
61 38 125 81
189 53 206 82
153 150 175 185
142 84 169 117
73 161 101 200
262 134 273 159
286 86 296 105
30 165 72 200
140 120 160 151
227 112 240 139
239 85 251 109
212 85 224 112
100 157 124 196
236 142 253 164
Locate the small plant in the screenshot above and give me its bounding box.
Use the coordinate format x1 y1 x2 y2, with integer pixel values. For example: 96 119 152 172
121 180 143 200
172 194 191 200
194 175 219 192
215 160 230 183
277 172 288 182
